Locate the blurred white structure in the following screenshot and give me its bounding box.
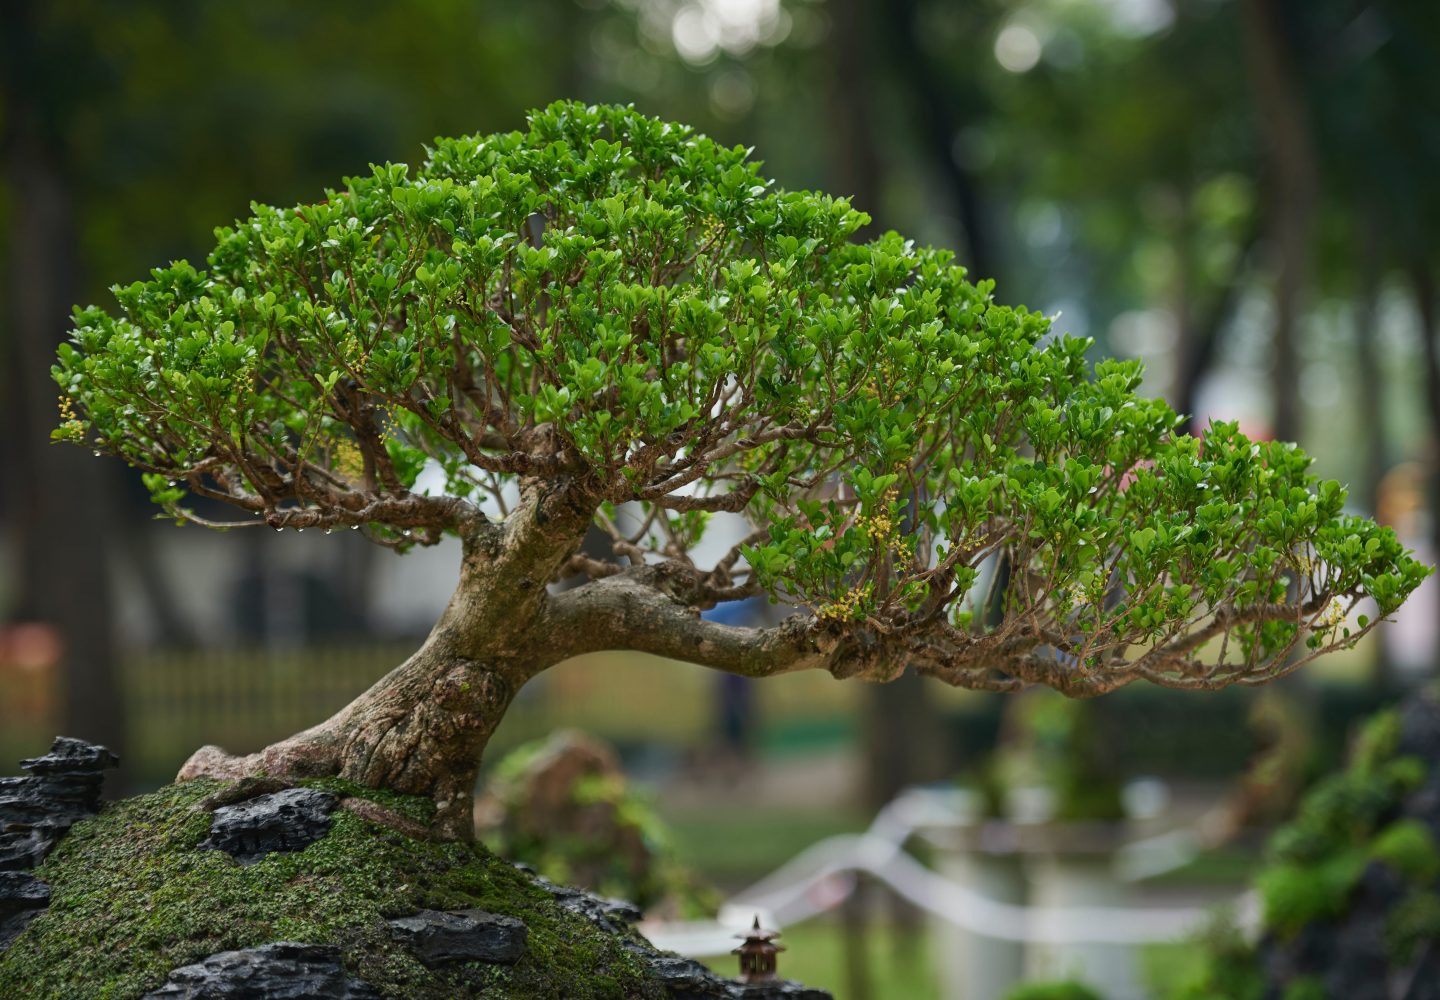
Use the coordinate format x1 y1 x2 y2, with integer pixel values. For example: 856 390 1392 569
641 787 1257 999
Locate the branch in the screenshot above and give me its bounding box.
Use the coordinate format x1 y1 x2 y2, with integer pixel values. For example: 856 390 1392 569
166 481 486 546
557 553 624 581
544 564 1355 702
646 483 760 513
543 568 843 678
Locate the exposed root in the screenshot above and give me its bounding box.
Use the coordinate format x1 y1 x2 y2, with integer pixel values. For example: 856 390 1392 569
176 744 260 783
177 733 344 787
183 761 444 842
195 775 295 811
339 798 440 841
176 730 478 842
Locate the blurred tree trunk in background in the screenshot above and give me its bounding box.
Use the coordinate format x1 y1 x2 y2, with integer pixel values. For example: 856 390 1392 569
1241 0 1316 444
882 0 997 283
2 2 126 772
840 875 873 1000
826 0 881 243
1354 215 1388 521
826 11 949 982
1411 262 1440 632
1176 228 1257 433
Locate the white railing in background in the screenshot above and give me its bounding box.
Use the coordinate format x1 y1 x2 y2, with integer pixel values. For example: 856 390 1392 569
639 786 1256 957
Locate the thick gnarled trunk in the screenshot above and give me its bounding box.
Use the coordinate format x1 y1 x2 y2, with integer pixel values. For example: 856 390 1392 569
179 633 528 840
179 488 593 841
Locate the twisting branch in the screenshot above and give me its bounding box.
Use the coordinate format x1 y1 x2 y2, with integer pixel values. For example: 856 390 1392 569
546 561 1377 702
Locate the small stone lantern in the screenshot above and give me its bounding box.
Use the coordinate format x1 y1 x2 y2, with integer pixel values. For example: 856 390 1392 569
732 914 785 983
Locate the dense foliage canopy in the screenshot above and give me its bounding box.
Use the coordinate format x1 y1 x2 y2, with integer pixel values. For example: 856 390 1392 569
55 102 1429 694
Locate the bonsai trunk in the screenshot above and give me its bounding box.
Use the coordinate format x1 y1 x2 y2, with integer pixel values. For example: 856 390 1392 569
179 502 588 841
179 627 532 841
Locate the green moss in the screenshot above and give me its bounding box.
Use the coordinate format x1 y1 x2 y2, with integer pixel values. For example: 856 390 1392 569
302 776 439 826
1255 703 1435 946
1180 700 1440 994
1370 819 1440 882
0 781 667 999
1266 754 1423 868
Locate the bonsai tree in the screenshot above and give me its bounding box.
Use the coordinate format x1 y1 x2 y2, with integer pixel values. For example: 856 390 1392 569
53 102 1429 840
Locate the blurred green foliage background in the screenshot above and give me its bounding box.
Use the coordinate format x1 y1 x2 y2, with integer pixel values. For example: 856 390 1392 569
2 4 1440 995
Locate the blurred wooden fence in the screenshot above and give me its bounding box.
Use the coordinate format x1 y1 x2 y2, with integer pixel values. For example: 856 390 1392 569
0 646 863 786
0 645 407 784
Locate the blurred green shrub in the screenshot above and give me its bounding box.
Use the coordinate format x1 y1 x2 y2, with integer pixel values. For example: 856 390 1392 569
1004 980 1107 1000
478 730 719 918
1174 693 1440 997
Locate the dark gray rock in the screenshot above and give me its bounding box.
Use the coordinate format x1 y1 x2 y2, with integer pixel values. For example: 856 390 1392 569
19 737 120 778
1408 947 1440 1000
0 777 104 826
0 871 49 916
1398 694 1440 760
1259 861 1399 1000
387 908 527 966
619 932 829 999
642 951 830 1000
644 952 723 996
0 908 44 953
201 788 338 865
531 873 643 934
0 871 50 952
0 737 118 872
140 941 380 999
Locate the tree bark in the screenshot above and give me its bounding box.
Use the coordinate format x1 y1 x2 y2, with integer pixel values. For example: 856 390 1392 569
177 517 855 840
171 482 1370 840
1176 225 1259 433
1354 217 1388 517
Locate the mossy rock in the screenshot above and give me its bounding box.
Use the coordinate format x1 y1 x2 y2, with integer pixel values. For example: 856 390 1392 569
0 778 677 999
1178 692 1440 999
